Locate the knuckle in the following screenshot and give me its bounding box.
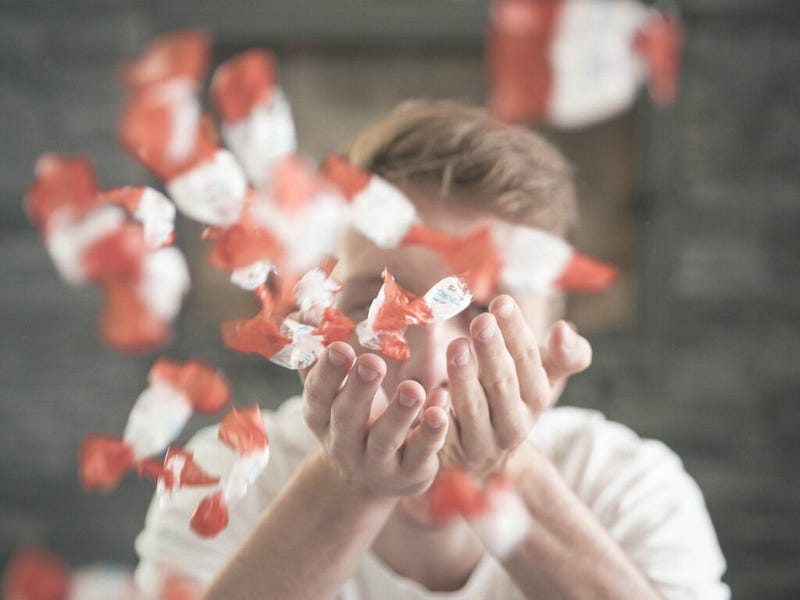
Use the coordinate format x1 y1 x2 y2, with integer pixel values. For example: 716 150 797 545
482 374 515 399
510 343 539 365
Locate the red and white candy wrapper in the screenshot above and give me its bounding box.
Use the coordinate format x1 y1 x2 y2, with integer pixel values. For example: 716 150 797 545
121 29 210 92
211 49 297 188
356 269 472 361
1 546 201 600
492 221 617 293
248 155 349 274
187 405 270 538
487 0 682 128
221 274 354 370
80 359 230 492
26 155 189 352
321 154 417 249
97 187 176 248
427 469 532 559
165 147 248 226
25 154 100 235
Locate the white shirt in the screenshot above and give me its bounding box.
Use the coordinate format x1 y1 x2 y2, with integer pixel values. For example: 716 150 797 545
135 397 729 599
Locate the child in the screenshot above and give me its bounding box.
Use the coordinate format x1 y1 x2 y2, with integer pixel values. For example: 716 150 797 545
136 100 728 599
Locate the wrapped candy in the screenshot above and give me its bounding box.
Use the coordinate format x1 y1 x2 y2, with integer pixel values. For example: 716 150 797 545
356 269 472 360
121 29 210 92
221 270 354 370
1 545 201 600
80 359 231 491
321 154 417 249
487 0 682 128
187 405 270 538
492 221 617 293
25 154 190 352
211 49 297 188
427 469 532 559
97 187 176 248
401 224 503 304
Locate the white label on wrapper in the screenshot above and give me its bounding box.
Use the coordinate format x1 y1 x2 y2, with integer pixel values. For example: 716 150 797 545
167 149 247 226
468 487 532 559
349 177 417 248
223 88 298 188
547 0 648 128
493 222 571 294
46 205 126 286
137 246 190 321
123 383 192 460
134 187 176 247
423 276 472 323
230 260 274 290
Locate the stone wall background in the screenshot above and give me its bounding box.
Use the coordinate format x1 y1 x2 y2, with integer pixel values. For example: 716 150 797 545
1 1 798 597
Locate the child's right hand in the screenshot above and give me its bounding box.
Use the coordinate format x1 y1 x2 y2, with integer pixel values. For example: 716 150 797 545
301 341 449 497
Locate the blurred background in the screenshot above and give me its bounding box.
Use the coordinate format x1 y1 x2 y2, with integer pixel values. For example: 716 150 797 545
1 0 798 597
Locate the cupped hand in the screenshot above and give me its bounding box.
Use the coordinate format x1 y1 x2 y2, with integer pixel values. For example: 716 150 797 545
439 295 592 479
302 342 450 497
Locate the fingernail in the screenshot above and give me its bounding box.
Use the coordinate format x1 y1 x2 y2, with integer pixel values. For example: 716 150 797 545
357 363 379 382
425 411 445 429
495 299 513 319
328 348 348 366
477 319 497 342
398 393 418 408
454 349 471 367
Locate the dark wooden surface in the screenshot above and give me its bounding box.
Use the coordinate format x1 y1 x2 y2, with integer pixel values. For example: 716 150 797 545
1 2 799 597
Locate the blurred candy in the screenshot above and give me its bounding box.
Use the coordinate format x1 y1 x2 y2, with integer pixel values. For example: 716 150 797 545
487 0 681 128
2 546 70 600
97 187 176 248
119 84 211 181
633 12 684 106
321 154 416 248
121 29 210 91
25 154 99 234
356 269 471 361
212 49 297 188
492 221 617 293
427 470 532 559
189 405 270 538
157 448 220 501
80 359 230 491
2 546 199 600
402 224 503 303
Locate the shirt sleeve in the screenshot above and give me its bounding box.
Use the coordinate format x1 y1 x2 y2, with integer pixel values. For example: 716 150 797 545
532 407 730 600
133 397 315 596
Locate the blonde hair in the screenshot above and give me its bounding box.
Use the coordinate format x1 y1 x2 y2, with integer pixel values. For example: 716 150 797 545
348 100 576 234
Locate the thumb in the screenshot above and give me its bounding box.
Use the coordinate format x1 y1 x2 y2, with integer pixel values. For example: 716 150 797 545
540 321 592 390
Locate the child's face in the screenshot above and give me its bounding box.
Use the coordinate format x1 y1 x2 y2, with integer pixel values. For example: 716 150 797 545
333 193 555 408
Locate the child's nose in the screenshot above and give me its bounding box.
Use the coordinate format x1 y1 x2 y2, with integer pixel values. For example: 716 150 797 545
399 321 458 393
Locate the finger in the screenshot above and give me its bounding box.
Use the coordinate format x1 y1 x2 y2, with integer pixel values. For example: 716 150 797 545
302 342 355 436
329 353 386 457
446 337 495 459
469 312 528 449
541 320 593 387
490 295 551 414
401 405 448 475
366 380 426 465
412 386 450 429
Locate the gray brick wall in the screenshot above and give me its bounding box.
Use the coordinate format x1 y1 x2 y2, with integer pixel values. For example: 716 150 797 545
1 2 798 597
